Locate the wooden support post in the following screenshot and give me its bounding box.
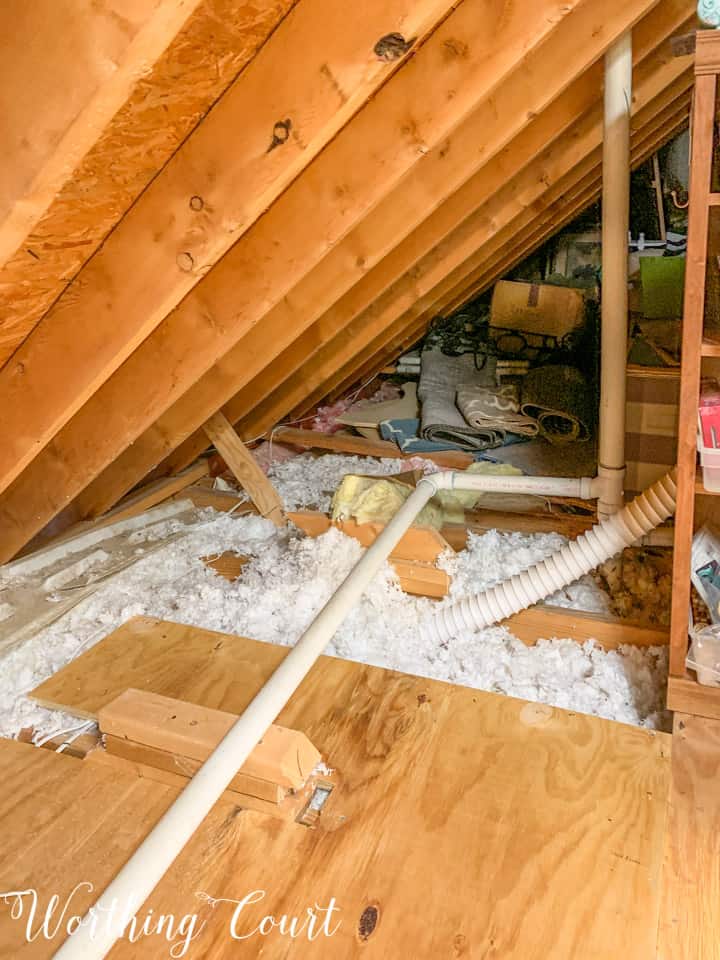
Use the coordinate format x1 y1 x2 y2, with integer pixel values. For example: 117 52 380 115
202 411 285 526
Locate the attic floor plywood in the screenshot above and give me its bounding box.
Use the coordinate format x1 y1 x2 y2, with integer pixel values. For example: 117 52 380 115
9 619 670 958
658 713 720 960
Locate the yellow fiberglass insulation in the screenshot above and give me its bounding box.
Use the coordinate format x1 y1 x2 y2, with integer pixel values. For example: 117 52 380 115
330 461 522 529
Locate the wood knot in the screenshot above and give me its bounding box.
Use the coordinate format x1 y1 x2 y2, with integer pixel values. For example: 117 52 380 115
176 252 194 272
189 195 204 211
358 904 379 941
374 33 415 61
267 119 292 153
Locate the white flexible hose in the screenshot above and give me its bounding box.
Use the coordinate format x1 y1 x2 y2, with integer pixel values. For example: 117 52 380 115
423 469 677 643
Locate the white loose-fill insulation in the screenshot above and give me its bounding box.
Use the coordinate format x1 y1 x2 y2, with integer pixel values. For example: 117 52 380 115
0 454 670 741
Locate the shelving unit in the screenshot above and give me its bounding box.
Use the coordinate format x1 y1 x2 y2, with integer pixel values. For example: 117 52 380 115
668 32 720 719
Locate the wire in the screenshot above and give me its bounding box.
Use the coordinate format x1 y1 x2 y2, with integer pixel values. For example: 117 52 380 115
244 371 382 470
33 718 95 749
55 721 97 754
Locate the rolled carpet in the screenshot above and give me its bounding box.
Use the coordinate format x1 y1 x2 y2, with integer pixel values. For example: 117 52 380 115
418 349 507 451
520 364 592 443
456 383 539 438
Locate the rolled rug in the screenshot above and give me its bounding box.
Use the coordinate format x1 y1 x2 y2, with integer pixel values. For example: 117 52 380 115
379 418 500 459
456 383 539 438
419 349 506 452
520 364 592 443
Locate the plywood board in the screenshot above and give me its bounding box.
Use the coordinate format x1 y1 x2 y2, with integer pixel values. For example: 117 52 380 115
10 616 671 958
31 616 288 719
658 712 720 960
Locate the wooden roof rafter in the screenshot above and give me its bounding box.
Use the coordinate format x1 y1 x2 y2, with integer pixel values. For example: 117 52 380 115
75 0 686 499
0 0 298 365
0 0 697 563
0 0 461 494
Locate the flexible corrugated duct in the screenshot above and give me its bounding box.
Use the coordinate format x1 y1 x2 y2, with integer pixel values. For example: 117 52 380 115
422 469 677 643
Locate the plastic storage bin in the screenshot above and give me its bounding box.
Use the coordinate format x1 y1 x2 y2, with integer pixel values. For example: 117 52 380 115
687 624 720 686
698 437 720 492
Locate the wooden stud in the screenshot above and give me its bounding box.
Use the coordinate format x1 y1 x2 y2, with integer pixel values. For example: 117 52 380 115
669 59 718 682
202 412 285 526
667 675 720 720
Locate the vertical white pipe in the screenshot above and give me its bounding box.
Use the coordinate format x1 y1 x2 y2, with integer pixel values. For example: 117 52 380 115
53 479 439 960
598 32 632 520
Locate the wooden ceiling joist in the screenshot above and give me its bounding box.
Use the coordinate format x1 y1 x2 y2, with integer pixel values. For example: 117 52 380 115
0 0 462 497
74 0 679 509
0 0 295 368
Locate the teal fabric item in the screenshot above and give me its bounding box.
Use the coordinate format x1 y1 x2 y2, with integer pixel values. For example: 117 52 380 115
379 418 517 457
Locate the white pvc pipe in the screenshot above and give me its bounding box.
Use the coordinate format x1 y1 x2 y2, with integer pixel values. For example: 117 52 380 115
598 32 632 519
423 469 676 643
54 479 439 960
436 472 599 499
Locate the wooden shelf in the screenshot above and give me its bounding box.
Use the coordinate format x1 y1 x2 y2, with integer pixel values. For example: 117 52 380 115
696 477 720 496
701 339 720 357
708 192 720 205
